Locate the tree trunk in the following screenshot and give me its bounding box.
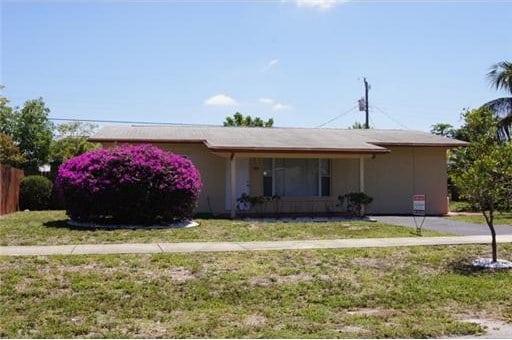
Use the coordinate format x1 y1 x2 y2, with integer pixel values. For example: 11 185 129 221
490 224 498 262
483 209 498 262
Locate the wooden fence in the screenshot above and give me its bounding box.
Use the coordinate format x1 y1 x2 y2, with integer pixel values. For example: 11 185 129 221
0 165 24 215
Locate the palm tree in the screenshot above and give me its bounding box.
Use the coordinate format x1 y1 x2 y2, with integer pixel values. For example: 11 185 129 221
488 61 512 92
484 61 512 140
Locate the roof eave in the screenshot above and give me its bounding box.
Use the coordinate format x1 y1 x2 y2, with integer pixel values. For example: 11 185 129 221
203 146 390 154
371 142 469 148
87 137 207 144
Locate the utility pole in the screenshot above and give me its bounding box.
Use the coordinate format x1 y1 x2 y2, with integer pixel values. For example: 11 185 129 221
364 77 369 129
358 78 370 129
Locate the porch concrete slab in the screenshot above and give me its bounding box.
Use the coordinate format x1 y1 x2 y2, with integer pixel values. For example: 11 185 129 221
0 245 76 256
72 243 161 255
2 235 512 257
372 216 512 236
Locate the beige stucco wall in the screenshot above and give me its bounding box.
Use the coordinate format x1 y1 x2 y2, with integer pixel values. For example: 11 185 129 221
159 143 227 214
331 158 360 195
99 142 448 216
364 147 448 215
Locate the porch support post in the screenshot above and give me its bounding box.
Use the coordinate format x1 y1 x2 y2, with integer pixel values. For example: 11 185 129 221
359 156 365 215
230 153 237 219
359 157 365 192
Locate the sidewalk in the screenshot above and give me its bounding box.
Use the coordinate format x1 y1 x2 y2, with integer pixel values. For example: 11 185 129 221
2 235 512 256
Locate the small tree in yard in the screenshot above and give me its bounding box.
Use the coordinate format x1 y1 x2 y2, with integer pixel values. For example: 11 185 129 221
50 121 100 165
453 108 512 263
0 133 26 167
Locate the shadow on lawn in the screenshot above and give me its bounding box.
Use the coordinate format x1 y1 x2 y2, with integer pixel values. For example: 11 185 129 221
43 220 96 231
43 219 201 231
447 259 508 276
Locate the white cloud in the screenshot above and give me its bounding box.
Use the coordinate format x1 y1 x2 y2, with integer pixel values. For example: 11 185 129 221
262 58 279 71
204 94 238 106
259 97 292 111
272 103 292 111
295 0 347 10
259 97 275 104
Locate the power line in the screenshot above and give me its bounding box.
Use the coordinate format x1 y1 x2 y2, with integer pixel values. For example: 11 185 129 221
315 105 358 128
371 105 410 129
48 117 200 126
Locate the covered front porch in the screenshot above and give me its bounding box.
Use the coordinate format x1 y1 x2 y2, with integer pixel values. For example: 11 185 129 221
219 152 372 218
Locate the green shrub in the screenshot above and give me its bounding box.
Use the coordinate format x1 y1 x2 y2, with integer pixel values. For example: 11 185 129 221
338 192 374 216
20 175 53 210
55 145 202 223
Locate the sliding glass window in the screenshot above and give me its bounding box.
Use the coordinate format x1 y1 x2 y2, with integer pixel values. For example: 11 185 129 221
262 158 331 197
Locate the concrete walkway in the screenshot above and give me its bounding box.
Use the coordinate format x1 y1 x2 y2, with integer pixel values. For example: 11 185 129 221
2 235 512 256
372 216 512 236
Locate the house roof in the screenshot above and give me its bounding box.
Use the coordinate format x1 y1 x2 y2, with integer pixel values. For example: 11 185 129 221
89 125 468 154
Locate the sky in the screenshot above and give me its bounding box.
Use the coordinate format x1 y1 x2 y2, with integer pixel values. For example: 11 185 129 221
1 0 511 131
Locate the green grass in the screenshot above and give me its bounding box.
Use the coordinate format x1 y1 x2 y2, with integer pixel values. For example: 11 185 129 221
0 211 447 246
448 213 512 226
449 200 475 212
2 244 512 337
448 201 512 225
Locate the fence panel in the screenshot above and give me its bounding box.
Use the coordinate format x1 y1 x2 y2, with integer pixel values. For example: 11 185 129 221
0 165 24 215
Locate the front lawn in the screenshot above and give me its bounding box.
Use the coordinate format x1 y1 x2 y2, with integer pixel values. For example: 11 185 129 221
448 213 512 226
0 211 447 246
449 200 475 212
1 244 511 337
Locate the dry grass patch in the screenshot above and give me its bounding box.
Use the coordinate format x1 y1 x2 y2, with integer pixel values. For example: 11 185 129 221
2 245 511 337
346 308 394 317
242 314 267 328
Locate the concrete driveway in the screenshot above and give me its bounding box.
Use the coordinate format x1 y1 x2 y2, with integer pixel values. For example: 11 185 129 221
372 215 512 236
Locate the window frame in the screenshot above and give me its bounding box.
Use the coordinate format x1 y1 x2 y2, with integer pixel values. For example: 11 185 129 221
319 159 331 197
262 158 331 198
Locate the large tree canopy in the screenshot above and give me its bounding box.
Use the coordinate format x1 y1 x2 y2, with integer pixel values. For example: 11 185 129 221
430 123 457 139
223 112 273 127
452 108 512 262
16 99 54 171
0 98 53 172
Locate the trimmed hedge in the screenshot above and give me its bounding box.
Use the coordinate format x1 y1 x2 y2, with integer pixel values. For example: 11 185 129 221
55 144 202 223
20 175 53 210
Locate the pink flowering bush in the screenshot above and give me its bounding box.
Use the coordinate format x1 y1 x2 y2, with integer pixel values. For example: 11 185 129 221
55 144 202 223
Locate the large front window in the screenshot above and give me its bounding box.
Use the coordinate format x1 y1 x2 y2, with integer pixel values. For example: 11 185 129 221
262 158 331 197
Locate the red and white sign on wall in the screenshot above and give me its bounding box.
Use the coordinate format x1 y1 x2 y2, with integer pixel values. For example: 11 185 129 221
413 194 426 216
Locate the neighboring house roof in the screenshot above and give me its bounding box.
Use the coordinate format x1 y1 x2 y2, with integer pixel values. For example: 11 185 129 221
89 125 468 154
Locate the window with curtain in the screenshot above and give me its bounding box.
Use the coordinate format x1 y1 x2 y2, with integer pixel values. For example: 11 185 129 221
261 158 331 197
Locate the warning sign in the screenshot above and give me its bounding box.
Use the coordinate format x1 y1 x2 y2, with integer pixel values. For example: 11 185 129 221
413 195 426 216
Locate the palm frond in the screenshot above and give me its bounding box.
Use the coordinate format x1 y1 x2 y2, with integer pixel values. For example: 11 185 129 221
482 97 512 140
487 61 512 94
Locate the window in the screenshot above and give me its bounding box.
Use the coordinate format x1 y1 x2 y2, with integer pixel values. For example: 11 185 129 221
262 159 273 197
320 159 331 197
261 158 330 197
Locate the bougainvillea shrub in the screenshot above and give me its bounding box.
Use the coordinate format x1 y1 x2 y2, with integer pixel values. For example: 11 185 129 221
55 144 202 223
